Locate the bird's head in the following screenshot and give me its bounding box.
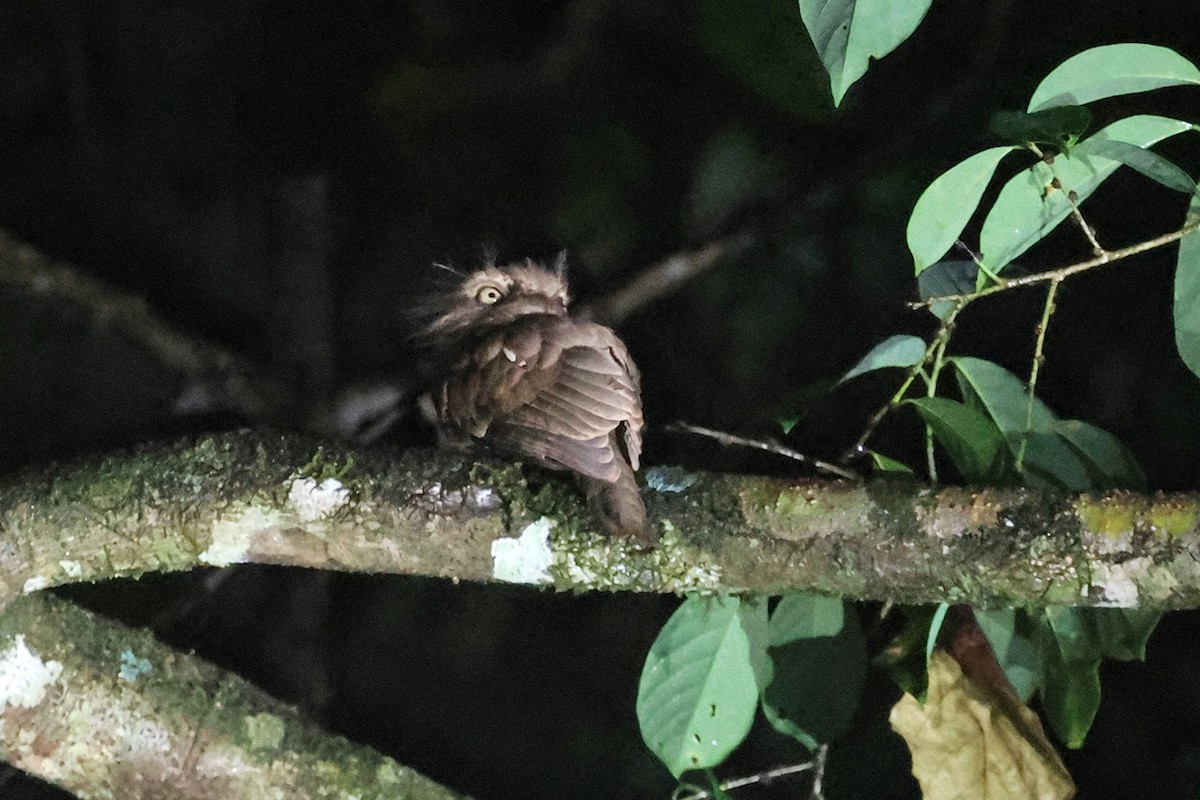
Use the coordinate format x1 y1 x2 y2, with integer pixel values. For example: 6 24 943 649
412 257 570 347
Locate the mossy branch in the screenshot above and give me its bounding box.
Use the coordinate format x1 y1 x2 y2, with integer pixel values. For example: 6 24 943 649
0 592 469 800
2 431 1199 610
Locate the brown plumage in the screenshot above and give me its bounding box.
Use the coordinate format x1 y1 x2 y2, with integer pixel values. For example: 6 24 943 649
412 257 652 541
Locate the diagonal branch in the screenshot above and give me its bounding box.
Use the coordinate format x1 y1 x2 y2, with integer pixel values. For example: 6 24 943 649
0 592 468 800
0 230 293 425
578 233 756 327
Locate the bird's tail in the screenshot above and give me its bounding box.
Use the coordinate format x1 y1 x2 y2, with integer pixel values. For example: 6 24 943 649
584 458 654 544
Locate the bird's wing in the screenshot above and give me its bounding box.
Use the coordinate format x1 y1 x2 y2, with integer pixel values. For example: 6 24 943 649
444 317 642 482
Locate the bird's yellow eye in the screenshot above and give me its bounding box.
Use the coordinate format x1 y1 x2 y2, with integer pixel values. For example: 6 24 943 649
476 285 504 305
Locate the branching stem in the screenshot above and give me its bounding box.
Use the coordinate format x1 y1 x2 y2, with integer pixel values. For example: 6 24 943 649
912 221 1199 310
841 300 967 464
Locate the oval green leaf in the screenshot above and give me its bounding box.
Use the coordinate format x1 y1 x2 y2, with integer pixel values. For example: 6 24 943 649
951 357 1092 489
979 115 1194 271
869 450 915 474
761 607 866 748
1040 646 1102 749
1174 197 1200 380
907 396 1009 482
799 0 933 106
1029 43 1200 113
839 334 927 384
989 106 1092 148
975 609 1041 701
769 593 845 645
907 147 1017 273
1091 608 1160 661
637 595 762 778
1045 607 1103 663
1054 418 1147 490
917 259 979 319
1083 139 1199 195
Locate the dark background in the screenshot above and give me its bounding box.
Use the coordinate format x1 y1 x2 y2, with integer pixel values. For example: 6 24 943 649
2 1 1200 798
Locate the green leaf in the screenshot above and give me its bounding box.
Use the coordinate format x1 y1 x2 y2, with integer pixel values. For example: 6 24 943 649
769 594 844 645
1083 140 1199 195
979 115 1195 271
917 259 978 320
1040 649 1102 749
698 0 829 117
1054 419 1147 490
1091 608 1160 661
1028 43 1200 113
761 607 866 748
1174 196 1200 380
907 147 1017 273
839 335 926 384
925 602 949 662
637 596 762 777
952 357 1091 489
989 106 1092 149
798 0 933 106
869 451 915 474
974 609 1041 701
907 396 1009 482
1045 607 1103 663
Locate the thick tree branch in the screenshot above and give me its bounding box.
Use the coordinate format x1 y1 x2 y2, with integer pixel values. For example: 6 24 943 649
2 431 1199 610
0 592 468 800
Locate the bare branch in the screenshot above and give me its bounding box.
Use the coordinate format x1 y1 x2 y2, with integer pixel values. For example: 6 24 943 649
0 231 293 425
579 233 756 327
674 748 826 800
666 421 860 480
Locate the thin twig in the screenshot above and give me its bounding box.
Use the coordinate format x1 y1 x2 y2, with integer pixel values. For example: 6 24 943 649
579 233 756 327
810 744 828 799
841 299 968 464
923 321 956 485
1028 142 1106 258
911 221 1200 310
667 422 860 481
1016 278 1061 473
673 753 825 800
1061 183 1106 256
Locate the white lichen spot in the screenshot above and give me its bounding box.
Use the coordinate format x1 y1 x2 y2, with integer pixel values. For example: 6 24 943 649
677 563 722 590
0 635 63 710
1093 557 1148 607
492 517 555 584
564 552 599 584
59 560 83 579
287 476 350 523
244 712 286 751
201 506 285 567
22 575 49 594
118 649 152 683
21 575 49 594
643 466 698 493
376 760 405 786
472 487 500 508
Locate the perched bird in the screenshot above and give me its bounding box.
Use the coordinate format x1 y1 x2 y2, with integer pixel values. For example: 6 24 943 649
412 257 651 542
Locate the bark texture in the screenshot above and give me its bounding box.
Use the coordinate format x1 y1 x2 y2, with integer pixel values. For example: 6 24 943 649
0 592 469 800
2 431 1199 610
